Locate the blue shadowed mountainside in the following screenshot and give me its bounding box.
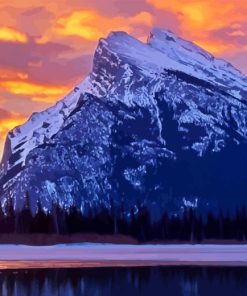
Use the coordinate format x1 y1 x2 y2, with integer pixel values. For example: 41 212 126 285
1 28 247 217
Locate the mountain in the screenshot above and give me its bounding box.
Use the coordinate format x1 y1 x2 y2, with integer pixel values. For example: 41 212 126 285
1 28 247 216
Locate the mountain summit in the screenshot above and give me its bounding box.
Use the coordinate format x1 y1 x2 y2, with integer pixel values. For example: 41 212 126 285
1 28 247 214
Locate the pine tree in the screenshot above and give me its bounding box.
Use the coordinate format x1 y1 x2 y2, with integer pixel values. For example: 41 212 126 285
5 191 15 233
0 203 5 233
110 197 118 235
17 192 32 233
51 200 67 234
32 198 49 233
66 205 83 234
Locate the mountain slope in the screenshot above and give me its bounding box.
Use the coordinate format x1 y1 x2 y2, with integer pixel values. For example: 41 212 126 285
1 28 247 214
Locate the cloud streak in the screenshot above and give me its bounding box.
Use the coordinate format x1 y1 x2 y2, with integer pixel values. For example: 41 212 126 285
0 27 28 43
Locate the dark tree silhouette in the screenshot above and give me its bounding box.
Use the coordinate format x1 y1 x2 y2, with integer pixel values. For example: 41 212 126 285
0 192 247 243
17 192 32 233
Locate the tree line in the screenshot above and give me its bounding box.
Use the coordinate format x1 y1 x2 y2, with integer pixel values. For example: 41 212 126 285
1 193 247 242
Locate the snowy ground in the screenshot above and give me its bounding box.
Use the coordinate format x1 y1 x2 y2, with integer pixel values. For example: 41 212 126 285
0 244 247 269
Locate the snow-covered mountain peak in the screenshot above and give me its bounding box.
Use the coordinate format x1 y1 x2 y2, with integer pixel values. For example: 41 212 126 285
148 28 247 91
2 28 247 171
1 28 247 213
98 29 247 97
148 27 215 61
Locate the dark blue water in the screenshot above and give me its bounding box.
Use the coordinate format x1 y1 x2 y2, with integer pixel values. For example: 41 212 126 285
1 266 247 295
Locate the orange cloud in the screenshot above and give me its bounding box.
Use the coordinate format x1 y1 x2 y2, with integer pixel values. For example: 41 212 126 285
17 72 29 80
0 68 28 80
0 26 28 43
0 140 4 161
147 0 247 55
0 115 26 159
229 30 246 37
0 109 26 158
36 9 154 43
0 115 26 139
0 80 69 103
194 40 236 55
131 11 154 27
56 10 110 41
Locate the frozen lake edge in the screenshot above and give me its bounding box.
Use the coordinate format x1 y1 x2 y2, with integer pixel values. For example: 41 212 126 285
0 243 247 269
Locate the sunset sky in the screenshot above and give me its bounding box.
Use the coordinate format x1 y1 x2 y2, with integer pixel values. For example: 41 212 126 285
0 0 247 158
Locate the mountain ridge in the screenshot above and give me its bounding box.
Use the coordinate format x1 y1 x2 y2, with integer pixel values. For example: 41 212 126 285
1 28 247 214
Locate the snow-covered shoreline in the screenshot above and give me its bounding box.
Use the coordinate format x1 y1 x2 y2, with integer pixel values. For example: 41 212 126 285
0 243 247 269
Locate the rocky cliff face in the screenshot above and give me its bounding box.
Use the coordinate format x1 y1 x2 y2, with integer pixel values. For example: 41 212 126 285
1 28 247 214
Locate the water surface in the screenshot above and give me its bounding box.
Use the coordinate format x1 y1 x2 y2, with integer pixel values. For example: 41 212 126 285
1 266 247 295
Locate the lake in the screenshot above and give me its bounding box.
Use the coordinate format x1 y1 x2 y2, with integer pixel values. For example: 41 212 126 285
1 266 247 295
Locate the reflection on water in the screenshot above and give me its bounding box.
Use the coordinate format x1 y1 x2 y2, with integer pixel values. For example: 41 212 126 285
0 266 247 296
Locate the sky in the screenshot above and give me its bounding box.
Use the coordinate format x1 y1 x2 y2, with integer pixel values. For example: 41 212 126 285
0 0 247 158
